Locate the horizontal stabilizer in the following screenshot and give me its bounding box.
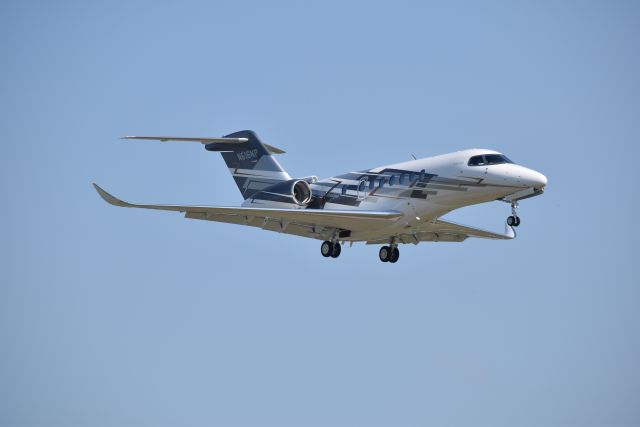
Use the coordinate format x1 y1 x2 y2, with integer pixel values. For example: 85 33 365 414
122 136 286 154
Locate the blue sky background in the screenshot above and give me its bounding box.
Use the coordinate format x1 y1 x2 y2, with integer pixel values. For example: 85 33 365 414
1 1 639 426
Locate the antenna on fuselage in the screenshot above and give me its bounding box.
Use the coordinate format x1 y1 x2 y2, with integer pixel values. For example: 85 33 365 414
411 154 417 160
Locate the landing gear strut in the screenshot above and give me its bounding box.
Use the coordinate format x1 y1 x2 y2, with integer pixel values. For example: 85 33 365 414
320 240 341 258
507 201 521 227
379 238 400 263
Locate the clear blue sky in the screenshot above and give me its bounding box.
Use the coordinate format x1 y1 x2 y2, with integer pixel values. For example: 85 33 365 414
1 1 639 426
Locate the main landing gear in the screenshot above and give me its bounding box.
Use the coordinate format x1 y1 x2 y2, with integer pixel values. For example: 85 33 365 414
379 238 399 263
321 240 341 258
507 201 521 227
379 246 399 263
320 239 401 263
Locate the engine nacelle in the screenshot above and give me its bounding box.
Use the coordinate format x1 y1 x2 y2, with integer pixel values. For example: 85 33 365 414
250 178 313 206
291 179 312 205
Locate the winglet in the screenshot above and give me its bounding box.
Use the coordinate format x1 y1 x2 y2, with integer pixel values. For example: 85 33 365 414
504 221 516 239
264 143 286 154
92 183 133 208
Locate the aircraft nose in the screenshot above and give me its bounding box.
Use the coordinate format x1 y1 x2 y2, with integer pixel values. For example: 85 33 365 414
534 171 548 188
528 170 547 189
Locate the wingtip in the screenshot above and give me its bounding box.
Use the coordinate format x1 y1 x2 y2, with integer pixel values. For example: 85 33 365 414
92 183 130 207
504 221 517 239
92 182 106 195
264 143 287 155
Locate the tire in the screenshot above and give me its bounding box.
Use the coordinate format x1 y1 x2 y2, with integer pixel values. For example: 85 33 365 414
379 246 390 262
389 247 400 263
331 242 342 258
514 216 521 227
507 215 516 226
321 241 333 257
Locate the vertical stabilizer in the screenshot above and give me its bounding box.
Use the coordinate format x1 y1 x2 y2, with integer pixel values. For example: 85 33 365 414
205 130 291 199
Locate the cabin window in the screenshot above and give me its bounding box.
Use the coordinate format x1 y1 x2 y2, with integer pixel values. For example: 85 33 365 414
341 185 347 195
359 180 367 192
389 175 396 186
378 178 384 188
369 179 375 190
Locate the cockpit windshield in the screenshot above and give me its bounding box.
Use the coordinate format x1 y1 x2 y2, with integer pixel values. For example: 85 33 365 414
468 154 514 166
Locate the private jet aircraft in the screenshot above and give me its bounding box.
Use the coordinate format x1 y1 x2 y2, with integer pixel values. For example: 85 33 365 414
94 130 547 263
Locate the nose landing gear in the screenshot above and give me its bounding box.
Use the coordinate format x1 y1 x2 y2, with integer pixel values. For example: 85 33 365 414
507 201 521 227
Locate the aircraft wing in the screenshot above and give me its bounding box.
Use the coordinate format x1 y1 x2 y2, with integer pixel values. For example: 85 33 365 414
93 184 402 236
424 218 515 240
366 218 515 244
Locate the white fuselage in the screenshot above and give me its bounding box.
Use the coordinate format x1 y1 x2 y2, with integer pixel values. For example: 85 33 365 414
245 148 547 242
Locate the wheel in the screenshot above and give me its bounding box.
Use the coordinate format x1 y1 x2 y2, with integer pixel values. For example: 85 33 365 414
389 247 400 263
507 215 516 226
331 242 341 258
514 216 521 227
321 241 333 257
379 246 391 262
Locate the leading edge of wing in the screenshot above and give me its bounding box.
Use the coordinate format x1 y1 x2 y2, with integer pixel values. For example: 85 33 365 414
92 183 403 223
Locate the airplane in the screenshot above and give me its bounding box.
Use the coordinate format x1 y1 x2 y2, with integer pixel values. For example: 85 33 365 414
94 130 547 263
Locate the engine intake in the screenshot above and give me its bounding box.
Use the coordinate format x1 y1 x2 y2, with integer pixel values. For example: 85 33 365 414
250 178 314 206
292 180 312 205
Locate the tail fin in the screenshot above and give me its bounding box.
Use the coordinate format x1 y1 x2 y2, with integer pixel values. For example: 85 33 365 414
206 130 291 199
